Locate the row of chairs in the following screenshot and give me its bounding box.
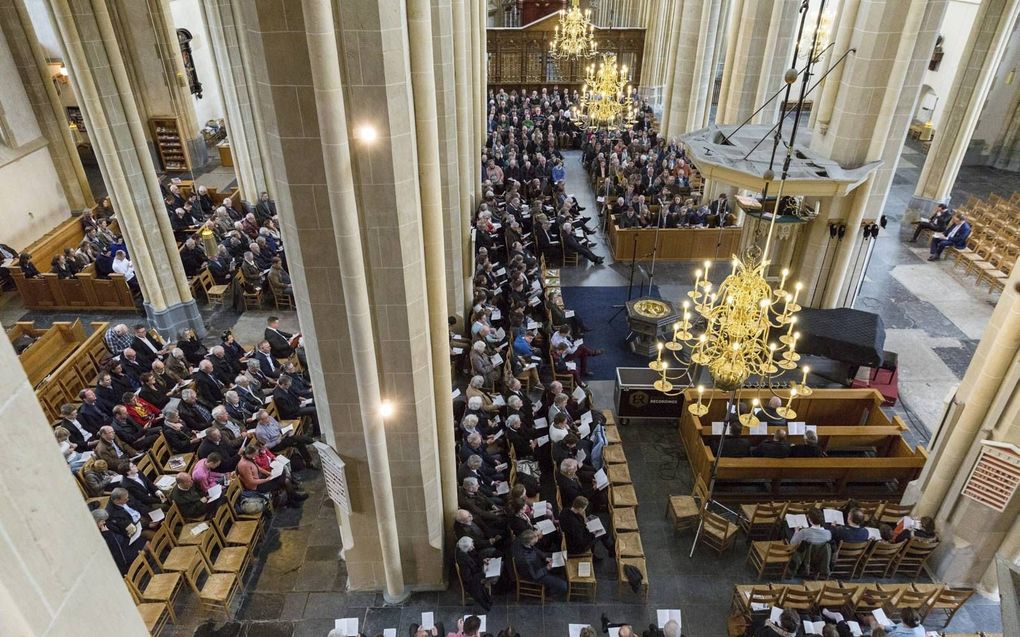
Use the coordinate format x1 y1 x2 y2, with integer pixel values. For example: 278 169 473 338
747 535 939 581
730 581 975 632
125 480 269 632
739 500 913 541
945 193 1019 292
192 266 295 311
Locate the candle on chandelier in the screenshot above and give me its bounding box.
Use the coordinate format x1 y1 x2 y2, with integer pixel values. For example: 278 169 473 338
780 268 789 292
656 342 664 363
693 268 702 290
786 315 797 338
786 387 798 408
696 384 705 407
792 282 803 306
801 365 810 385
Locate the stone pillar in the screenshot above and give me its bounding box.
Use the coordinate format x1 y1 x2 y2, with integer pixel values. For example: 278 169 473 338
407 0 461 536
240 0 447 592
0 0 92 210
0 337 149 636
431 0 467 319
807 0 947 307
663 0 724 139
912 274 1020 589
812 0 860 135
46 0 203 337
106 0 208 169
452 0 476 313
202 0 273 198
658 0 684 135
638 0 673 107
913 0 1020 207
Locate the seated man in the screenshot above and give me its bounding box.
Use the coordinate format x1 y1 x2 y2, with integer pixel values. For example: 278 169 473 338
93 508 142 575
511 529 567 595
791 508 832 547
169 472 222 520
272 375 318 434
94 425 140 465
558 495 613 556
197 426 241 471
107 487 159 541
561 222 604 265
458 477 504 528
790 429 824 457
103 323 133 356
254 408 318 469
550 325 602 379
453 541 494 613
911 202 951 242
754 396 787 425
718 422 753 457
830 507 870 544
928 213 971 261
454 509 501 558
752 429 791 458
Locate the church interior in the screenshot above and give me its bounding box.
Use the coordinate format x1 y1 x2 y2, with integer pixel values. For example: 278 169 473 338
2 1 1020 636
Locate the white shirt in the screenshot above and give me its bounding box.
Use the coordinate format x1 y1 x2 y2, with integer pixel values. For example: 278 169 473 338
69 418 92 442
112 257 135 281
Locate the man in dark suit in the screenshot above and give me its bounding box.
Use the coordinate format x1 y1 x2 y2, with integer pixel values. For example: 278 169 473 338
454 509 501 558
928 213 972 261
512 529 566 595
561 222 603 264
78 388 112 432
754 396 788 426
254 340 282 379
197 426 241 471
454 543 493 612
111 405 160 450
752 429 792 458
272 375 318 431
59 403 99 451
458 478 504 527
790 429 825 458
119 349 146 384
254 191 277 224
118 463 165 514
130 324 165 369
264 316 297 359
558 495 613 556
179 390 214 432
106 487 155 541
911 202 951 242
206 347 236 385
718 422 753 458
193 360 226 408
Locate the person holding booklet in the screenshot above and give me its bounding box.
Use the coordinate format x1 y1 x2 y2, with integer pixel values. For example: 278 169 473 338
254 408 318 470
236 444 308 507
511 529 567 596
454 539 494 612
559 496 614 557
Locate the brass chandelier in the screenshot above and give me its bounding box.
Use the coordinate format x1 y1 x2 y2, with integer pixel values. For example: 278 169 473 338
575 54 636 131
550 0 598 60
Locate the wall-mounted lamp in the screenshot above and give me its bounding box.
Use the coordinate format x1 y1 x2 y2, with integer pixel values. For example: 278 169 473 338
379 400 394 418
53 65 69 84
354 124 378 143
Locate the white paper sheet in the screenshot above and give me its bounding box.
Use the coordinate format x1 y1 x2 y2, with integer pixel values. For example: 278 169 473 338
785 514 809 529
420 612 435 630
866 527 882 540
532 501 549 517
571 385 586 402
564 310 575 318
823 509 845 526
484 558 501 579
788 422 806 435
594 468 609 490
586 517 606 537
550 551 566 568
334 618 359 636
148 508 165 523
495 481 510 495
536 435 550 447
872 608 893 628
533 417 548 429
656 609 682 629
711 421 724 435
569 624 592 637
206 484 223 501
578 561 592 577
535 519 556 535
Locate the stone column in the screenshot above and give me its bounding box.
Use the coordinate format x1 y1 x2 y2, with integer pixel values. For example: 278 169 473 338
658 0 685 135
106 0 208 169
913 0 1020 207
638 0 672 107
202 0 273 198
0 337 149 636
407 0 461 536
46 0 203 337
431 0 467 318
0 0 92 210
912 274 1020 589
663 0 724 139
452 0 476 313
807 0 947 307
240 0 446 592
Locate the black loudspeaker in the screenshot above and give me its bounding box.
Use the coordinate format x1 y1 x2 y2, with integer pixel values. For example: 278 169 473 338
879 214 888 229
837 224 847 239
829 224 839 238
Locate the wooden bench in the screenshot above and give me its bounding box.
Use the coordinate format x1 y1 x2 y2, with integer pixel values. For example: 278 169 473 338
680 389 928 501
35 322 110 421
607 221 742 261
7 320 87 387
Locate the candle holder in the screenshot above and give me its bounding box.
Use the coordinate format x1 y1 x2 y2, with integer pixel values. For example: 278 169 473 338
739 398 761 427
775 389 798 420
653 362 673 393
687 385 708 416
650 342 666 371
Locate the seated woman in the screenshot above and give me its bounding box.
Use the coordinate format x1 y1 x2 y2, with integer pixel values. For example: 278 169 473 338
177 328 208 366
55 426 90 473
51 254 74 279
235 443 307 507
81 457 121 497
17 253 40 278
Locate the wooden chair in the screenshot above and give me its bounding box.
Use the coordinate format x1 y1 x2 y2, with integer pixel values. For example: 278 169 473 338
610 484 639 508
815 582 855 619
182 558 240 617
615 531 644 558
150 433 193 474
616 556 648 599
610 504 639 532
566 557 597 601
831 540 871 579
560 241 579 267
269 278 295 310
859 541 904 578
732 585 783 622
211 501 261 548
511 557 546 603
874 502 913 525
667 474 708 533
237 271 263 310
548 351 575 391
147 525 206 574
851 585 897 623
127 583 171 636
164 503 214 545
124 555 185 622
698 510 738 555
453 561 491 606
746 541 797 580
739 502 784 541
923 586 974 628
882 584 937 623
198 269 228 306
201 527 253 577
779 585 816 615
603 444 627 464
890 537 940 579
604 425 621 444
606 462 632 485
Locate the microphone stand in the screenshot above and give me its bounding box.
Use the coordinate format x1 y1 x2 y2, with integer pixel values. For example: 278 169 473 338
689 389 745 558
608 233 639 323
645 213 664 299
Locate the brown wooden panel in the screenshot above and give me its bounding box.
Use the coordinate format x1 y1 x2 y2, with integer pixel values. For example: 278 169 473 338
609 225 743 262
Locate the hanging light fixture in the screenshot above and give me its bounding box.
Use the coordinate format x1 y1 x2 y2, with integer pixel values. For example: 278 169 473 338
574 53 636 131
550 0 598 61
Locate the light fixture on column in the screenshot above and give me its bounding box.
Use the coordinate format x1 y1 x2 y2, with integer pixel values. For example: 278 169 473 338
379 400 394 418
574 53 635 131
354 124 378 143
550 0 598 61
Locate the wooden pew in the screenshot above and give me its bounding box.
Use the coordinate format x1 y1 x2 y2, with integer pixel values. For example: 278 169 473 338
7 320 87 387
679 388 928 501
35 322 110 421
11 216 136 311
607 220 742 261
